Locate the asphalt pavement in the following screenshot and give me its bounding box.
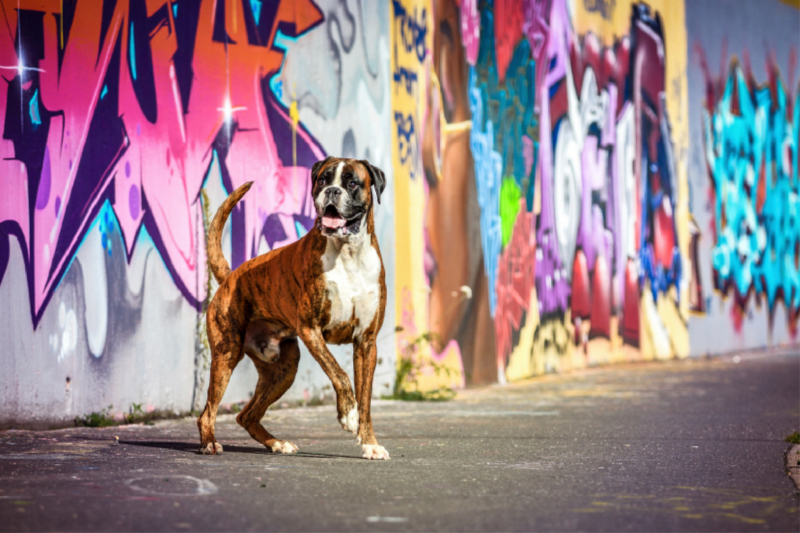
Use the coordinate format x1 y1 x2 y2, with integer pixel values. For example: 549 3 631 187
0 352 798 532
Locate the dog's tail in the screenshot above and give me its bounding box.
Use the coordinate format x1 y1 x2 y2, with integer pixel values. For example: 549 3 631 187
206 181 253 284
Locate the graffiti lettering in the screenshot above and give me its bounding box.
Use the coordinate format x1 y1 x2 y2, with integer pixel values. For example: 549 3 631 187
702 57 800 317
391 0 427 64
394 112 418 178
535 1 680 344
393 65 418 95
0 0 325 325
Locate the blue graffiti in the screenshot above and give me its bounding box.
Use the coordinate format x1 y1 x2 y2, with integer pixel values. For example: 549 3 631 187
268 30 299 101
29 89 41 126
391 0 427 64
704 63 800 311
97 203 116 258
466 4 539 315
639 111 682 304
249 0 263 24
473 8 538 208
469 67 503 314
394 112 418 179
393 66 418 95
129 22 137 80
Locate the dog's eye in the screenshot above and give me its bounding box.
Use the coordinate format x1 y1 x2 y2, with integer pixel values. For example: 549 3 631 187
348 180 358 190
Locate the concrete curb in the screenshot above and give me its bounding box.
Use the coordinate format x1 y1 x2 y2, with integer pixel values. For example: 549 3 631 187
786 444 800 491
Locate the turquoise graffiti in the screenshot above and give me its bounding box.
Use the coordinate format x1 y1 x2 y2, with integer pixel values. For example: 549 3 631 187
703 60 800 317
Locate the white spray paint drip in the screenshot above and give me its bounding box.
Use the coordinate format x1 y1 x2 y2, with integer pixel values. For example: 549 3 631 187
49 333 59 353
57 302 77 362
78 218 108 357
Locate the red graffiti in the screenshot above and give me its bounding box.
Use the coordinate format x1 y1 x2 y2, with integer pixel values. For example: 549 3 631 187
494 207 535 365
493 0 523 83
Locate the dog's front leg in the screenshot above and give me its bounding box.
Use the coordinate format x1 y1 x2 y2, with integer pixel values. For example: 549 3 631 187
298 328 359 434
353 335 390 460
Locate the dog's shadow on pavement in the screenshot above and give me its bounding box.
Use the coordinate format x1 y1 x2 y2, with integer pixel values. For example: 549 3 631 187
118 440 361 460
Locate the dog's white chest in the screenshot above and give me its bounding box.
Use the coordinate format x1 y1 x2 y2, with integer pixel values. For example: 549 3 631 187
322 242 381 338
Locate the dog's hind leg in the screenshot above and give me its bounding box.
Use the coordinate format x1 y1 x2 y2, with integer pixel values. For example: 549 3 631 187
197 341 244 455
236 339 301 454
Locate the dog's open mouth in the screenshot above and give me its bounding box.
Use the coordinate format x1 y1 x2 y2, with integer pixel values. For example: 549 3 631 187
319 205 361 235
321 205 346 229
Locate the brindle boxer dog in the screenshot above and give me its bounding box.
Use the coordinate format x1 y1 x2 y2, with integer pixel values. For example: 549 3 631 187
197 156 390 460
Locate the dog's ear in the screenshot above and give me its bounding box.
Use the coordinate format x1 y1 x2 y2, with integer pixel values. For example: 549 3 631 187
360 161 386 205
311 156 333 188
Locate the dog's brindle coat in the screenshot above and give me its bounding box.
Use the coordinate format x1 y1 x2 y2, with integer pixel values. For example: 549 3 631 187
197 157 390 460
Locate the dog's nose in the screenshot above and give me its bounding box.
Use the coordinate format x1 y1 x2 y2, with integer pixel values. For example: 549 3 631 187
325 188 342 200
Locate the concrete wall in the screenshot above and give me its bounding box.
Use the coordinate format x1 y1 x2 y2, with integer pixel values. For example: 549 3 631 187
1 0 798 426
0 0 395 427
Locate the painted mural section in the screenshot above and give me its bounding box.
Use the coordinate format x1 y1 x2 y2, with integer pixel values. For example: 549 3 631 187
391 0 484 391
0 0 394 427
391 0 694 388
686 0 800 354
2 0 798 427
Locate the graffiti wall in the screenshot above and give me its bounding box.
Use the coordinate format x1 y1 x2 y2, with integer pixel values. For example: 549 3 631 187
0 0 395 427
2 0 797 426
687 0 800 354
392 0 694 388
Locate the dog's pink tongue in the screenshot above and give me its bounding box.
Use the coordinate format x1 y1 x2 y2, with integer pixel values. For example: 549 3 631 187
322 216 346 229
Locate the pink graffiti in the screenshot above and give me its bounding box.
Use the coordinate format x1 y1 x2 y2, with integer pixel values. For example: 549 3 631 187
0 0 325 323
460 0 480 65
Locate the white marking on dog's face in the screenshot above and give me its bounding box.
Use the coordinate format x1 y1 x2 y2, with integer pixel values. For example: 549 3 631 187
333 161 345 185
361 444 390 460
314 161 346 214
339 406 359 434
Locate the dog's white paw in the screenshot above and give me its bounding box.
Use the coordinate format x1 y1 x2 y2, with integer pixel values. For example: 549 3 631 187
339 406 359 434
268 440 298 454
200 442 223 455
361 444 390 460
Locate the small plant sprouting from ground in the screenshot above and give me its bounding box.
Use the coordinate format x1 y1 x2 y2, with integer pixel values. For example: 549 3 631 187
75 403 178 427
384 330 457 402
785 431 800 445
125 403 145 423
304 396 326 408
124 403 157 425
74 405 116 428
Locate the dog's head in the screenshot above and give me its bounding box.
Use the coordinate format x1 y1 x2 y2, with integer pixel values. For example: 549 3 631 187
310 157 386 238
